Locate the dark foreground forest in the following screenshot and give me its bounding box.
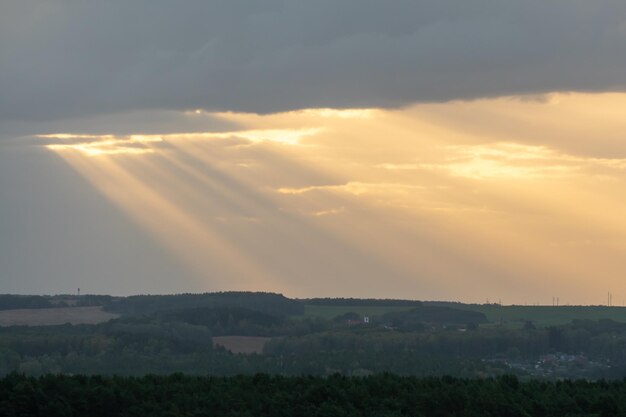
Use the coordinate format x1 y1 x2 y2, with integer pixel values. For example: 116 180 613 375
2 373 625 417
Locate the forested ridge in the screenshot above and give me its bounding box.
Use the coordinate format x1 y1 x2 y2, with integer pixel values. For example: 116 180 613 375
104 292 304 316
1 373 625 417
0 292 303 316
304 298 421 307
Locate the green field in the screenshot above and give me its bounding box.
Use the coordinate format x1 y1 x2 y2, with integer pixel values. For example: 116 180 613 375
303 305 415 319
456 304 626 327
304 302 626 327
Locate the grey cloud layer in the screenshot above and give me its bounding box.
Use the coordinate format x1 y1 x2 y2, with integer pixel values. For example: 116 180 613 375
2 0 626 122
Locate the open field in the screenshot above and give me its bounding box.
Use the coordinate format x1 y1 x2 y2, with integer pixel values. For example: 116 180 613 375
430 304 626 327
303 305 415 319
0 306 118 326
213 336 271 354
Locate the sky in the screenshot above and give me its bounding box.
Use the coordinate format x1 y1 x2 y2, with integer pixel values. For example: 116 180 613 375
2 1 626 304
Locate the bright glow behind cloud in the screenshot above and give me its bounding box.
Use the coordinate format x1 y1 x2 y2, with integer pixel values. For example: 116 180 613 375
40 92 626 303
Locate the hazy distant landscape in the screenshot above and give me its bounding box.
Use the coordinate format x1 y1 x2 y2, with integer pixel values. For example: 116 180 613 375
1 292 625 381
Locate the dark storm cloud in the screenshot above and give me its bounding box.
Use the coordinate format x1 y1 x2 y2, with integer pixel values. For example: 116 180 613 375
2 0 626 122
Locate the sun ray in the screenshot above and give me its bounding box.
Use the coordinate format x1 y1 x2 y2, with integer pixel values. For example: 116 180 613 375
44 93 626 302
50 149 284 292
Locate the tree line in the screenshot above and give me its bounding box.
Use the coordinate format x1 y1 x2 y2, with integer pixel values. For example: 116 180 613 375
1 373 625 417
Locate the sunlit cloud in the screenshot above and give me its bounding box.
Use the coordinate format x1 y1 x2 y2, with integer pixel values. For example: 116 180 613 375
116 128 322 145
47 141 155 156
40 133 163 156
41 127 323 157
38 133 118 140
420 143 577 180
418 143 626 180
188 128 322 145
276 182 427 196
310 207 346 217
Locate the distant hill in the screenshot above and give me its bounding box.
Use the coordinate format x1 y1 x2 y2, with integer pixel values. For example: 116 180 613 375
304 298 421 307
5 292 626 329
103 292 304 317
